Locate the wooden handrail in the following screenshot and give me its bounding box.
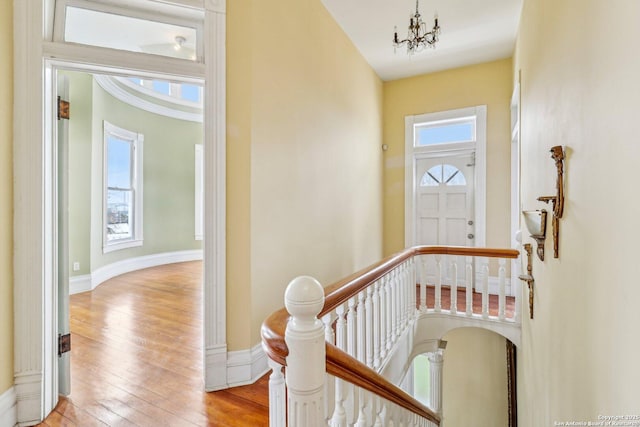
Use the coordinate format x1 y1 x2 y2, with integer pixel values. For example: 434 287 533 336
260 245 519 425
326 343 440 424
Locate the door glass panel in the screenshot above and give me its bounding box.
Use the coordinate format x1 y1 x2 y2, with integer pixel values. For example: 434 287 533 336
64 6 198 61
421 164 466 186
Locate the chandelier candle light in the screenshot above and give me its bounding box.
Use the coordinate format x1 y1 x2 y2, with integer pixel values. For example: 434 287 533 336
393 0 441 54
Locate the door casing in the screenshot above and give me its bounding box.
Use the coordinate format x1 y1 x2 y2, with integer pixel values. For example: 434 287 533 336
13 1 228 424
405 106 487 249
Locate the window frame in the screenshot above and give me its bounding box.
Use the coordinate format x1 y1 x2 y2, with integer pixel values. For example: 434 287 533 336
103 121 144 253
414 116 476 147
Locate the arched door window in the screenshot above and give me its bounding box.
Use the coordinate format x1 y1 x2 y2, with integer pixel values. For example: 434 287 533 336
420 164 467 186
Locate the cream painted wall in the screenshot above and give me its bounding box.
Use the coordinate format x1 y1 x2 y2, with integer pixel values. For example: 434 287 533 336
515 0 640 424
442 328 508 427
226 0 384 349
383 58 513 255
0 0 14 394
226 0 254 351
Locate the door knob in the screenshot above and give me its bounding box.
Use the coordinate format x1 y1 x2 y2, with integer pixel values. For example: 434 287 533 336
468 220 474 226
467 233 475 240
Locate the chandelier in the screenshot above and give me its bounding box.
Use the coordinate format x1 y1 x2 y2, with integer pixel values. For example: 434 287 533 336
393 0 441 54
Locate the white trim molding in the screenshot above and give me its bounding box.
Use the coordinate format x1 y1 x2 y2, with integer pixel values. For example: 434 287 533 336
203 2 228 392
0 387 17 427
14 0 228 424
226 344 270 388
69 250 204 295
94 75 204 123
405 105 487 249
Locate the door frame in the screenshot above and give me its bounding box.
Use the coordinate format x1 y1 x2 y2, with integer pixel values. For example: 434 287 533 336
13 1 227 424
405 105 487 249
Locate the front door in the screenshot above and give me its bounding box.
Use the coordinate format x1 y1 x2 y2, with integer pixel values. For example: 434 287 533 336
415 153 475 247
415 152 475 285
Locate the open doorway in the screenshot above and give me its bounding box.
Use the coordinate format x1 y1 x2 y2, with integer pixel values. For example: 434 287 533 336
13 1 228 423
56 67 204 397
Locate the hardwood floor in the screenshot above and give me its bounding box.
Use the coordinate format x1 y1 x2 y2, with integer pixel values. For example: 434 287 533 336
39 262 515 426
39 261 269 427
424 285 516 317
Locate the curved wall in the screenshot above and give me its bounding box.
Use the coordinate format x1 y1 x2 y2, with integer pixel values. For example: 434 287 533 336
62 70 202 279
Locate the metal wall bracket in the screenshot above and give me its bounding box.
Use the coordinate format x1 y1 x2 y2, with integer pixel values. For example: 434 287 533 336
537 145 565 258
518 243 535 319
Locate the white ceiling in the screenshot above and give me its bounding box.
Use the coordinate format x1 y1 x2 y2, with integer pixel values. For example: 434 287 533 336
320 0 523 81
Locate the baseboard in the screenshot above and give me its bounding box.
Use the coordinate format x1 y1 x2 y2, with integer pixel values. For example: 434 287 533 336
0 387 16 427
12 373 41 427
205 344 229 391
69 274 92 295
226 343 269 388
69 250 203 295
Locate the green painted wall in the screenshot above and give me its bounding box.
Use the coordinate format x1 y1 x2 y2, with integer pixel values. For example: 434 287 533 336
61 73 202 274
63 71 93 276
90 77 202 269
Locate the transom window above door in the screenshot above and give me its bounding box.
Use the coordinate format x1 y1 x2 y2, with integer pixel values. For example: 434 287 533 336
415 116 476 147
53 0 204 62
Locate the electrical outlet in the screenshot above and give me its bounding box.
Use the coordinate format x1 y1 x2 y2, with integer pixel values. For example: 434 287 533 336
73 262 80 272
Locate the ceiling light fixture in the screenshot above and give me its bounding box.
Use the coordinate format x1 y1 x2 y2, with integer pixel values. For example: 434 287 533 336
393 0 440 54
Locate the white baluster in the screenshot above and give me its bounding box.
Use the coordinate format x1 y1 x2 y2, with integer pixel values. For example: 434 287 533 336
466 256 473 316
482 259 489 319
329 382 347 427
428 351 444 415
357 292 366 364
385 273 393 352
379 277 387 361
323 312 336 421
513 258 521 323
365 287 374 368
435 255 442 313
391 270 398 342
373 281 381 369
480 258 489 319
373 395 384 427
401 263 407 326
284 276 326 427
419 256 426 312
347 297 357 357
355 388 367 427
323 312 335 344
325 371 335 423
409 258 417 320
450 259 458 315
268 359 286 427
499 258 506 320
330 304 348 427
398 266 404 335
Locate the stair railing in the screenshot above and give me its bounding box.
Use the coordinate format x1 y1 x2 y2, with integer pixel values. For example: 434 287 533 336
261 245 520 427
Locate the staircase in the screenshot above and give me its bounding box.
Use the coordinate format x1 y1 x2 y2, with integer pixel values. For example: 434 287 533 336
261 245 521 426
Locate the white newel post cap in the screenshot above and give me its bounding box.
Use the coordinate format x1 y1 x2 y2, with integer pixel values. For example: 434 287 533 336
284 276 325 329
284 275 326 413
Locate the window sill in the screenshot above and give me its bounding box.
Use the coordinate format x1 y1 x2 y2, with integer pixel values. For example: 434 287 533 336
103 238 143 254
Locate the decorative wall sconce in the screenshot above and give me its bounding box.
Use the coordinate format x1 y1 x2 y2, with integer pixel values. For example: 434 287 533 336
518 243 535 319
537 145 565 258
523 209 547 261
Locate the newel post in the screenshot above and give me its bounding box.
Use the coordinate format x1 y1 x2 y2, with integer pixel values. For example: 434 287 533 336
285 276 326 427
